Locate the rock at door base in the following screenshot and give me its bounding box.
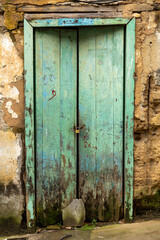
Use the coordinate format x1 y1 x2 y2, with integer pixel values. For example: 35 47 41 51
62 199 86 227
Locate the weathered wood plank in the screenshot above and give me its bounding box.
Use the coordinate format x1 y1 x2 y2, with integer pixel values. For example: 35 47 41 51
60 29 77 208
79 27 97 220
112 26 124 220
24 19 35 230
25 15 128 26
124 18 135 221
79 26 124 221
35 28 77 226
117 3 153 12
95 27 114 220
18 4 117 12
35 28 45 227
36 28 62 226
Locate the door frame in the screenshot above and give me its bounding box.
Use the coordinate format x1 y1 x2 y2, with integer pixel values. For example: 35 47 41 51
24 17 135 230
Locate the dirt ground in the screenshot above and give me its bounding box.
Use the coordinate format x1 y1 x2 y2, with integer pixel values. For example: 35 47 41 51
2 218 160 240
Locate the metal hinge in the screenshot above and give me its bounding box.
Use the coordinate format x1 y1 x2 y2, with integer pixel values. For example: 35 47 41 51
134 72 137 81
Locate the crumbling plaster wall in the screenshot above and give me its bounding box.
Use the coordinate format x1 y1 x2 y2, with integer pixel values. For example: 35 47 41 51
0 0 160 228
0 8 25 229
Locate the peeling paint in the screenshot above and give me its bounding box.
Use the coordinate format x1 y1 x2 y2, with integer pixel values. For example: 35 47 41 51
156 32 160 42
0 32 23 85
0 86 20 103
5 101 18 118
0 130 21 185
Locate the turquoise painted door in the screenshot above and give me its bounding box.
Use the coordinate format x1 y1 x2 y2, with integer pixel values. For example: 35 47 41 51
35 26 124 226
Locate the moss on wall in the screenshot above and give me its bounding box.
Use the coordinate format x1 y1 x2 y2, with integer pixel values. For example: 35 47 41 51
134 191 160 215
2 5 23 30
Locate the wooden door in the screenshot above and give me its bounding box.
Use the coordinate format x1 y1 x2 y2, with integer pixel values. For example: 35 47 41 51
35 28 77 226
79 26 124 221
35 26 124 226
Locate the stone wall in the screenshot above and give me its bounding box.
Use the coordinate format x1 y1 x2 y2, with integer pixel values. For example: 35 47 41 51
0 0 160 229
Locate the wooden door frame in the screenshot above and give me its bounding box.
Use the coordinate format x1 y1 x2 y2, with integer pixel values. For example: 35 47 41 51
24 16 135 230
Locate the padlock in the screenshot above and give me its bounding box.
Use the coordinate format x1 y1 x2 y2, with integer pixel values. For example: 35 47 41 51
75 127 80 134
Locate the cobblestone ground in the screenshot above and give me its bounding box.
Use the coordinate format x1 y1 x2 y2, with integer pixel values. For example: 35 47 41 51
2 219 160 240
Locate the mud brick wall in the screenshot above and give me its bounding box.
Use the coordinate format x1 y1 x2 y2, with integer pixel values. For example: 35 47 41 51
0 0 160 229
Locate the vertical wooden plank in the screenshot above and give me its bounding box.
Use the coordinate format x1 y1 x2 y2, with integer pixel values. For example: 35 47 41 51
79 26 124 221
124 18 135 221
35 28 45 226
95 27 114 221
79 28 97 220
60 29 77 207
96 26 124 221
112 26 124 220
24 19 35 230
35 28 77 226
39 28 62 226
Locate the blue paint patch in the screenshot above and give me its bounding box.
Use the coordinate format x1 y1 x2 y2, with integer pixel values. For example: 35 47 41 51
43 87 49 109
32 18 94 27
58 18 94 26
79 104 85 115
